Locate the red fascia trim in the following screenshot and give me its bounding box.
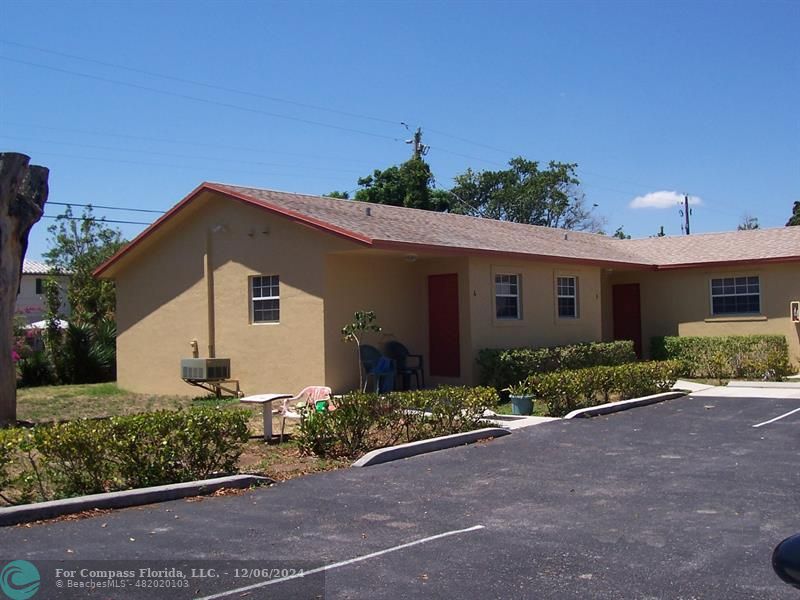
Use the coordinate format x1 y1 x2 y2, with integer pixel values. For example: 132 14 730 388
371 239 655 270
93 182 208 277
654 255 800 270
94 183 374 277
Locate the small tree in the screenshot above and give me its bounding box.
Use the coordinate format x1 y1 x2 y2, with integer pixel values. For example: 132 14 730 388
341 311 381 391
44 205 125 326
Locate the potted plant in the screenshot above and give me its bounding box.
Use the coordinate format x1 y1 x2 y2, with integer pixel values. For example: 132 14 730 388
504 378 535 416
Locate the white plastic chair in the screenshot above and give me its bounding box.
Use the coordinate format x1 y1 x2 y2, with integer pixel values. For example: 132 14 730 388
274 386 332 442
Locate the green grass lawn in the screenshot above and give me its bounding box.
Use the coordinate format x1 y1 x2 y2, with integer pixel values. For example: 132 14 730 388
15 382 235 423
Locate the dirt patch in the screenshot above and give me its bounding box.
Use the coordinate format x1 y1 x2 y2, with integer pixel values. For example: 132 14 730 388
238 438 349 482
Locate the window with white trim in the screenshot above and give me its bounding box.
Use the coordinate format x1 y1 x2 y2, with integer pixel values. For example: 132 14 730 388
557 276 578 318
495 274 521 319
251 275 280 323
710 276 760 315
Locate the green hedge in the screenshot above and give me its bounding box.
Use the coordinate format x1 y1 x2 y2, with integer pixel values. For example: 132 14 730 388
0 406 250 504
529 361 682 417
477 340 637 392
651 335 793 381
296 386 499 459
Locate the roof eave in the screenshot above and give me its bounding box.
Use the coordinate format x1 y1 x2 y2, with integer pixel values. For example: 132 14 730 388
654 255 800 270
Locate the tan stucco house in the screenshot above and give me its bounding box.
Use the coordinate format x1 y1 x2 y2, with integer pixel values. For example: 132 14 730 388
16 260 71 325
95 183 800 396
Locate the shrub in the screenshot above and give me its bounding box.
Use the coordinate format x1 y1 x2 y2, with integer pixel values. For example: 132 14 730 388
651 335 793 381
1 406 251 502
296 386 499 459
0 428 21 501
17 351 57 388
477 340 637 392
529 361 682 417
109 407 250 489
33 419 118 497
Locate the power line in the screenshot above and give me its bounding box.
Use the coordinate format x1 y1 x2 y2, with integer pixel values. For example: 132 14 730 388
2 121 379 167
1 48 677 188
0 43 693 197
19 150 361 183
47 201 165 214
0 56 403 143
0 39 530 160
0 38 402 127
42 215 152 226
0 134 366 174
0 47 555 169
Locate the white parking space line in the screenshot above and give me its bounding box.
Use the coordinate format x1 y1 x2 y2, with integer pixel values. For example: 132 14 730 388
195 524 486 600
752 407 800 428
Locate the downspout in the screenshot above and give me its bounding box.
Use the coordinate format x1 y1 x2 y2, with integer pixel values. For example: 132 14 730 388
205 229 216 358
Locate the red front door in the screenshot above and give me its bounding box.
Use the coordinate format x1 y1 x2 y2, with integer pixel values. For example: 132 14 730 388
612 283 643 358
428 273 461 377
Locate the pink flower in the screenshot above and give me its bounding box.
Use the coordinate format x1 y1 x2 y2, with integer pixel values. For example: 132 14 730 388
11 350 21 363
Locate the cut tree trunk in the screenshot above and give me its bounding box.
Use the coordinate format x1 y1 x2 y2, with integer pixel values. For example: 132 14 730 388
0 153 49 427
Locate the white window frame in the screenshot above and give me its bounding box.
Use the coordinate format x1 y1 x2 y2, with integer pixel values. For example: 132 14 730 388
250 275 280 324
494 273 521 320
709 275 760 316
556 275 579 319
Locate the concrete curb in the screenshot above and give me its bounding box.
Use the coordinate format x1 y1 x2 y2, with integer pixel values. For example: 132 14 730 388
352 427 511 468
673 379 716 393
563 391 686 420
727 381 800 389
0 474 272 527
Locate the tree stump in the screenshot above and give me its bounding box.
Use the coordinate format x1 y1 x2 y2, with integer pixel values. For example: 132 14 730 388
0 153 49 427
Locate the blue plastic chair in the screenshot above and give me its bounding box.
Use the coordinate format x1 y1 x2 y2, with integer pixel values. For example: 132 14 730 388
384 341 425 390
360 344 395 392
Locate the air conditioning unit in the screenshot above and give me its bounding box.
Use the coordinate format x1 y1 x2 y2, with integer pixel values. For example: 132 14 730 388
181 358 231 381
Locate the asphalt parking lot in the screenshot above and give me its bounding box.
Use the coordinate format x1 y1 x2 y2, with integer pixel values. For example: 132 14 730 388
2 392 799 599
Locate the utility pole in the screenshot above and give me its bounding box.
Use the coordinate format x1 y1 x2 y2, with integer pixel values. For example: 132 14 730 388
406 127 429 159
684 194 691 235
679 194 692 235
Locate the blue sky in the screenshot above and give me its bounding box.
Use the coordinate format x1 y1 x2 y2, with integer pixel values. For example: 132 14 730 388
2 0 798 259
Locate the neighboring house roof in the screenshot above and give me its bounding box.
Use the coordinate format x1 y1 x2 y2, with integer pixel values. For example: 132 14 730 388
95 182 800 277
22 260 55 275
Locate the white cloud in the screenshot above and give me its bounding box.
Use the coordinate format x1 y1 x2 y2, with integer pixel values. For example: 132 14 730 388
629 190 702 209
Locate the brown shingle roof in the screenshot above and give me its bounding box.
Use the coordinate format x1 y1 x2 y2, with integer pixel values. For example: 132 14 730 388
94 182 800 276
211 183 649 267
615 227 800 267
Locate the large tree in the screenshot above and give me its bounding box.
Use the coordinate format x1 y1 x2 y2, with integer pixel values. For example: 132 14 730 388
354 157 449 211
787 201 800 226
43 205 126 327
611 226 631 239
1 153 49 427
449 158 604 231
738 214 759 230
